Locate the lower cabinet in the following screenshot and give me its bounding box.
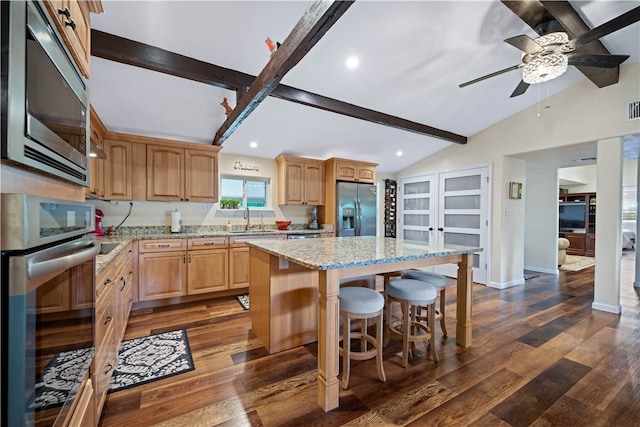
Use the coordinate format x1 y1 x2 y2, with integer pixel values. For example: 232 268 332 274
229 235 287 289
137 239 187 301
187 237 228 294
93 242 134 421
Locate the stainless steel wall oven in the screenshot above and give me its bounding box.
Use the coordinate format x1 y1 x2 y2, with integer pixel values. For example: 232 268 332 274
1 0 90 186
1 194 99 426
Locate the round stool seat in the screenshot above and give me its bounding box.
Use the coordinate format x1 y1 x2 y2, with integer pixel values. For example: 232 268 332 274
386 279 437 305
339 287 385 314
402 270 447 289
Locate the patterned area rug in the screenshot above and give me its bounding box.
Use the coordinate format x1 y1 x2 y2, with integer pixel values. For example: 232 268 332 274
560 255 596 271
109 329 194 393
236 294 250 310
32 330 194 409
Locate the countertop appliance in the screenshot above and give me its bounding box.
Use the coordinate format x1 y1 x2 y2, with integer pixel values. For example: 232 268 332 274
1 194 99 426
1 0 90 186
336 181 377 237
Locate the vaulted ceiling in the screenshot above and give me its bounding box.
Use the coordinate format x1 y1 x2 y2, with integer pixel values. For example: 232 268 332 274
88 1 640 173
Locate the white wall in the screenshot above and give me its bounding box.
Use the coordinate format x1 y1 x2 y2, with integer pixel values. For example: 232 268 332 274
396 62 640 288
524 168 560 274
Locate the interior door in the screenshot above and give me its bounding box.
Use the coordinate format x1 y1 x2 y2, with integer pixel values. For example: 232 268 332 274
436 167 488 284
398 175 436 243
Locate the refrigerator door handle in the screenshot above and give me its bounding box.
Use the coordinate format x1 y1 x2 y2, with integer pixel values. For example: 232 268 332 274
355 198 361 236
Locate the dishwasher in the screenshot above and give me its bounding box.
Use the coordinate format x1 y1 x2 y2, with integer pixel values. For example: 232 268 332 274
287 233 321 239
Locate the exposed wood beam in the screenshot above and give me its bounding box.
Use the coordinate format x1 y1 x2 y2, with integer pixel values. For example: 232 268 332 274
91 30 467 145
213 1 354 145
501 0 619 88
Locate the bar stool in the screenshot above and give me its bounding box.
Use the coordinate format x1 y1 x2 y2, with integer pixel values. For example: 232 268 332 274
384 278 438 367
338 286 386 389
402 270 448 337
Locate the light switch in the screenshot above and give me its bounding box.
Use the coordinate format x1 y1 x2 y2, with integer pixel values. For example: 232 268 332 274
279 257 289 269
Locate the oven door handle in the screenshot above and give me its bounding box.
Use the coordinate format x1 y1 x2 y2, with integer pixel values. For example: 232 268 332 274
9 238 101 296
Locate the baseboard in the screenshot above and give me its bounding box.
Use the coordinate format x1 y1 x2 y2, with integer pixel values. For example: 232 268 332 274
487 278 524 289
591 302 622 314
524 265 559 275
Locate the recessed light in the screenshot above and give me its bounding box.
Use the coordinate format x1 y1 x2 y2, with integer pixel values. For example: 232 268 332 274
396 151 403 157
250 141 258 148
346 56 359 69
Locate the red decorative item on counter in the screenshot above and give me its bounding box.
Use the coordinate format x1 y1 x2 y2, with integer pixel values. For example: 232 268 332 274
275 220 291 230
94 209 105 236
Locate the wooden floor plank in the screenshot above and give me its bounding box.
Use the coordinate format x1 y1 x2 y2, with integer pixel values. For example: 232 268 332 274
97 256 640 426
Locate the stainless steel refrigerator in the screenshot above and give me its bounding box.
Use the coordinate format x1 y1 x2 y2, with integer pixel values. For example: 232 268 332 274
336 182 377 237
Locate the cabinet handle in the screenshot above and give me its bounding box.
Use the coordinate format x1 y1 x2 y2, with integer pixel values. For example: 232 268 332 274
188 254 192 263
57 7 71 18
129 298 133 303
183 254 186 263
203 242 215 246
103 278 112 286
157 244 170 248
120 277 126 292
104 363 113 375
104 316 112 324
64 19 76 31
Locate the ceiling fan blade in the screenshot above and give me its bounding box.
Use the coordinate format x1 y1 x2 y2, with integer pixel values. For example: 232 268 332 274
567 53 630 68
510 80 530 98
459 64 522 88
504 35 544 54
567 5 640 49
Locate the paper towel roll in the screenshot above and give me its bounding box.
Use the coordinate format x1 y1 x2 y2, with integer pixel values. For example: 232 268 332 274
171 209 181 233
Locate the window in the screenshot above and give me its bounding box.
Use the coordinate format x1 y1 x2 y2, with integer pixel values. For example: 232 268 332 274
623 186 637 221
220 176 268 208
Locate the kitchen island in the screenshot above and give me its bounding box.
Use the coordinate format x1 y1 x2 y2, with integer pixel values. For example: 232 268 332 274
247 236 481 412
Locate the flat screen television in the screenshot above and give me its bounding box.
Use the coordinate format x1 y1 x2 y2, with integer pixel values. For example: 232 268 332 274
559 203 586 232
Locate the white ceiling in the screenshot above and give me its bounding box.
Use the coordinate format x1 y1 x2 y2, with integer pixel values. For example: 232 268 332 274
88 1 640 174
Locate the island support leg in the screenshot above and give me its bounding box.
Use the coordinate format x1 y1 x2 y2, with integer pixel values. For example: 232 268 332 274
317 269 340 411
456 253 473 347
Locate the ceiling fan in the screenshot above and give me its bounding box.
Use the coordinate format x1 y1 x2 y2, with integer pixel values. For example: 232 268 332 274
459 5 640 97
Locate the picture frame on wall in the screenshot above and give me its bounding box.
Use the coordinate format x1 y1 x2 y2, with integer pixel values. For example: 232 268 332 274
509 182 522 199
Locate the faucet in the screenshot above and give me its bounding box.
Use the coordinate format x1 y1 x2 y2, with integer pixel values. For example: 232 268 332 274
244 207 250 231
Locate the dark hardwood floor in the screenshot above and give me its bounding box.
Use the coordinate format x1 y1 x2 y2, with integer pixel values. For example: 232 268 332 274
99 252 640 427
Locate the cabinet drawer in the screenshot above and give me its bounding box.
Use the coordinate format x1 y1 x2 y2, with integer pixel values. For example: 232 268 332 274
188 237 228 250
113 242 132 275
139 239 186 253
95 288 115 351
229 234 286 247
96 263 114 302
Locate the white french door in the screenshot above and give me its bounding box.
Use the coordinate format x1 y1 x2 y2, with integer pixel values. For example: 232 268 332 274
398 174 436 243
398 167 489 284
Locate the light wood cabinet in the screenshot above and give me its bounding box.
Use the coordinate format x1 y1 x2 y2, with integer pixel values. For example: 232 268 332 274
42 0 102 79
71 261 94 310
276 155 325 205
137 239 187 301
187 238 228 294
104 139 146 200
93 242 132 421
147 146 218 202
86 106 107 199
229 234 287 289
36 261 93 313
330 158 377 184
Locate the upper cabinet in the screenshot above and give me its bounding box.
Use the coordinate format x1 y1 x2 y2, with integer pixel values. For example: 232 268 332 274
42 0 103 79
86 106 107 199
147 146 219 202
330 158 377 184
276 155 325 206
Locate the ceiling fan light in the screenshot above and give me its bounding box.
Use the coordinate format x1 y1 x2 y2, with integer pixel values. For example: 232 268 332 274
522 53 568 84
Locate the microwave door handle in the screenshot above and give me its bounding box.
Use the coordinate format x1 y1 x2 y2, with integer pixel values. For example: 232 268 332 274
10 238 100 295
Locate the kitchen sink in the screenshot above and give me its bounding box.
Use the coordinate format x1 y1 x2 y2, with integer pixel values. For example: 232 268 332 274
100 242 120 255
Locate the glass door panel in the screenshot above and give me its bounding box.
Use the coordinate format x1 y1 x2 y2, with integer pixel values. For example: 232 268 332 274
399 175 435 245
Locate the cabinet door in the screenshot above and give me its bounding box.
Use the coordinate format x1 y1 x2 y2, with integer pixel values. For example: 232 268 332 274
36 270 71 313
104 140 132 200
356 166 376 183
283 161 305 205
42 0 90 78
185 149 217 202
86 157 104 198
304 162 325 205
335 162 358 181
188 249 228 294
147 146 184 201
229 246 251 289
71 261 94 310
138 252 186 301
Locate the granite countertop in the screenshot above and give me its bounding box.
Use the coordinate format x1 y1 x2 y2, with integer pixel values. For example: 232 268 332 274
93 227 334 275
245 236 483 270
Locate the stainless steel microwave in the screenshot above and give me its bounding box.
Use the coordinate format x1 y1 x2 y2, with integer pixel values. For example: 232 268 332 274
1 0 90 186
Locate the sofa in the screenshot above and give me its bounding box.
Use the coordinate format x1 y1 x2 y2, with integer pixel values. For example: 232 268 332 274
558 238 570 266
